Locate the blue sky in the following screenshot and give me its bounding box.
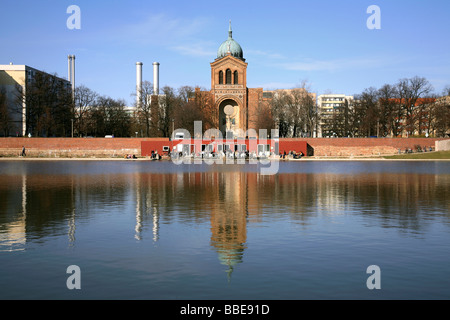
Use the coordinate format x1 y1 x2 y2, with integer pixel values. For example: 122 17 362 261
1 0 449 105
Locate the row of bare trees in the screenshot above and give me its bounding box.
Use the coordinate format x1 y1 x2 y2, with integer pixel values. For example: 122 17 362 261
252 82 318 138
4 72 74 137
253 76 449 139
328 77 450 138
1 74 219 138
73 82 218 138
132 82 217 138
3 73 448 138
73 85 130 137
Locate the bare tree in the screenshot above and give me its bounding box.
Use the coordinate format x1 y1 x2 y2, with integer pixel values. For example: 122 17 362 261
174 94 203 137
442 86 450 97
173 86 216 136
352 87 379 137
14 72 73 137
134 80 154 137
177 85 195 103
433 90 450 137
269 90 291 138
195 86 217 132
0 88 13 136
377 84 397 137
90 96 131 137
396 76 433 136
254 99 275 136
328 97 353 137
74 85 98 137
158 86 179 137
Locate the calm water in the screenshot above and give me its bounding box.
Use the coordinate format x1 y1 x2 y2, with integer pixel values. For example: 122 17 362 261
0 160 449 300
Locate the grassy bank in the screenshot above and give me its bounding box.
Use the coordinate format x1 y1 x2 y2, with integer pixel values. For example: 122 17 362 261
383 151 450 160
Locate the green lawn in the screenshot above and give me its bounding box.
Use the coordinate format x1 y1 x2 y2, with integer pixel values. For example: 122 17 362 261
384 151 450 159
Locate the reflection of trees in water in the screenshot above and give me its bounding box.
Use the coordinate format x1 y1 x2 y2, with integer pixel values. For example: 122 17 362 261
0 173 133 246
352 173 450 232
0 175 78 242
272 173 450 233
249 172 450 233
1 169 449 252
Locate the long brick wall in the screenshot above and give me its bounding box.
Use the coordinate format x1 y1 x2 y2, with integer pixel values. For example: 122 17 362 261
0 137 447 158
285 138 446 157
0 137 169 157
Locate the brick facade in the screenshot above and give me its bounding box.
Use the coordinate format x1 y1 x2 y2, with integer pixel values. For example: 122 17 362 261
210 54 248 137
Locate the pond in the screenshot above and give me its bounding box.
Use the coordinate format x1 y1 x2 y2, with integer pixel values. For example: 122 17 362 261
0 160 449 300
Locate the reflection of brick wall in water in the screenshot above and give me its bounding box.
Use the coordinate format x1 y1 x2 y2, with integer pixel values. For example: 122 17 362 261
0 137 447 157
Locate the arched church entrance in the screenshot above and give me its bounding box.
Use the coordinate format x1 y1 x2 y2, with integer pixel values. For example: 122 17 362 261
218 98 240 138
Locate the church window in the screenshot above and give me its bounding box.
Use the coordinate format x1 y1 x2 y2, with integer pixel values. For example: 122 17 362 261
234 71 238 84
219 70 223 84
226 69 232 84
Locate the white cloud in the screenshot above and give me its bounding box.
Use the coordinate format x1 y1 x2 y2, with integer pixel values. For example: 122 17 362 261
277 53 422 74
280 57 388 72
246 49 286 60
111 14 210 46
171 43 216 57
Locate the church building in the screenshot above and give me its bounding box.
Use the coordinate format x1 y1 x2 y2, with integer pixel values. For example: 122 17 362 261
208 21 271 139
141 22 311 158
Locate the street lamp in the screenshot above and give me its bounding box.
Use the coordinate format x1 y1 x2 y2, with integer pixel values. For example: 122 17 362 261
172 119 174 138
171 119 174 156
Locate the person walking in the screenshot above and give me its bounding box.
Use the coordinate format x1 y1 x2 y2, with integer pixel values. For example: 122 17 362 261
21 146 26 157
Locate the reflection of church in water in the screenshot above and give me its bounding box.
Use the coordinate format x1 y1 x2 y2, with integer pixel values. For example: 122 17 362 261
133 170 264 280
209 171 250 280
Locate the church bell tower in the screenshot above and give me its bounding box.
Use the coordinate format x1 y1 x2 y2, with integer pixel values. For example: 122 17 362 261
210 21 248 138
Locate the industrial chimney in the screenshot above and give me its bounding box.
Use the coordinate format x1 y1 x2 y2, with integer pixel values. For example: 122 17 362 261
136 62 143 107
153 62 160 95
71 55 75 94
68 55 75 99
68 55 72 83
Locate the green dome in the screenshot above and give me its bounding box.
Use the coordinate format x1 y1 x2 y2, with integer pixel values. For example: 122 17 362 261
217 21 244 60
